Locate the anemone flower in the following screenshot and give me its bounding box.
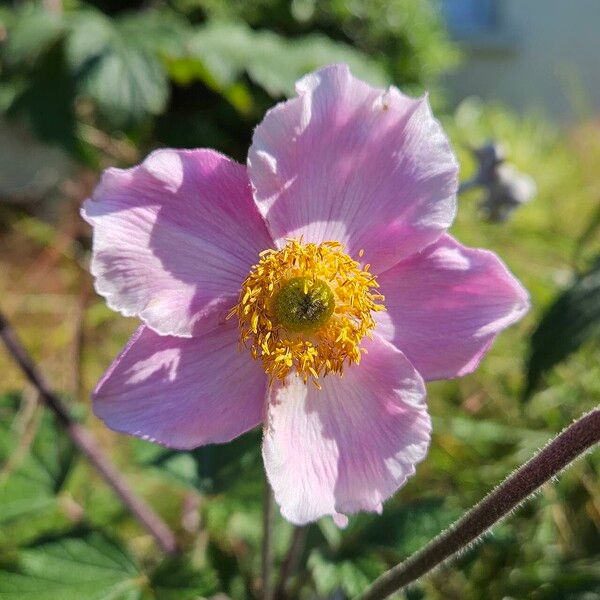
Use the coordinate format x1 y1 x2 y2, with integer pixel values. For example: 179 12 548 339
83 64 529 526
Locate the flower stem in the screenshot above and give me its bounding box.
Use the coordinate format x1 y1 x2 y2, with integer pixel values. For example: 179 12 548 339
0 309 178 555
358 408 600 600
275 526 307 600
262 478 275 600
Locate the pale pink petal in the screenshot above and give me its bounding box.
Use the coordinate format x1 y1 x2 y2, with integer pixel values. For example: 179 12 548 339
83 149 273 337
376 234 530 381
263 335 430 525
93 320 267 449
333 514 349 528
248 64 458 274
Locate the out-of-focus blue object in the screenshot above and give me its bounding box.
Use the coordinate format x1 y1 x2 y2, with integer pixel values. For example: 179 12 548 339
440 0 497 37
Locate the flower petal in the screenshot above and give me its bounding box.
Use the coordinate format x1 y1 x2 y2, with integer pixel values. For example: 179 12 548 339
83 149 273 337
262 335 430 525
93 320 267 449
248 63 458 273
376 234 530 381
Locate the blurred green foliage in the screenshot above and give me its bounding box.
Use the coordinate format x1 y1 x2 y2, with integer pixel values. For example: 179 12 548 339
525 257 600 399
0 1 599 599
0 0 457 165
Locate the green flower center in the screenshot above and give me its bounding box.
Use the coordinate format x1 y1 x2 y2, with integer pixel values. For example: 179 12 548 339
272 277 335 332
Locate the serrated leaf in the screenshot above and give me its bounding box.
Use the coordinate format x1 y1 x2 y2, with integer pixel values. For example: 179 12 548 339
187 21 389 100
65 11 114 72
525 257 600 398
149 556 218 600
246 31 390 97
0 392 76 533
66 11 169 127
0 531 143 600
83 44 168 126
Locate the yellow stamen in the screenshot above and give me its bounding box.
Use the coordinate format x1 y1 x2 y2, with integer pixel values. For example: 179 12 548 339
228 239 385 386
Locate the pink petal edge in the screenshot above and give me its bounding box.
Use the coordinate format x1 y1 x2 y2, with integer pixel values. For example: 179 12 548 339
375 234 530 381
248 63 458 274
83 148 273 338
93 320 267 449
262 334 431 525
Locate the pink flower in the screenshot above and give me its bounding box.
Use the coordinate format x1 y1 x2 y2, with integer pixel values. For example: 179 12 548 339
83 65 529 525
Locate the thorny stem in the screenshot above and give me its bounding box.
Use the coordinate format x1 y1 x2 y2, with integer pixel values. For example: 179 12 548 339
0 309 178 555
262 478 275 600
357 408 600 600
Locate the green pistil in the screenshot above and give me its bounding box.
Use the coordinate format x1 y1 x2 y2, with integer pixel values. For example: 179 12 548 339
273 277 335 332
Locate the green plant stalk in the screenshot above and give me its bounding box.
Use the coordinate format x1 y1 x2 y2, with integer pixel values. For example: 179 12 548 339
275 525 307 600
357 408 600 600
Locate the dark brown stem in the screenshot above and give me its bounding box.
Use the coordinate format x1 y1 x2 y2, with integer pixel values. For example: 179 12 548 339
358 408 600 600
0 309 178 555
275 526 307 600
262 478 275 600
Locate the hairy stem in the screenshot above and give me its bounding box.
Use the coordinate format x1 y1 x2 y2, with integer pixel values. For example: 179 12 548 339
262 478 275 600
0 310 178 555
358 408 600 600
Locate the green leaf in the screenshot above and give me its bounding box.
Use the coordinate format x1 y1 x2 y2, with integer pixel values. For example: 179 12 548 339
66 11 169 127
65 11 114 73
117 10 190 58
354 498 459 556
187 21 389 100
149 556 218 600
307 549 384 597
0 392 76 541
573 203 600 266
134 430 262 494
3 6 65 69
0 531 143 600
82 43 168 126
7 44 80 154
524 257 600 398
433 416 549 453
248 31 390 96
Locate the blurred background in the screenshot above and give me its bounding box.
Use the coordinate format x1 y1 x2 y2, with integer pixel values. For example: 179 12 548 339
0 1 598 599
